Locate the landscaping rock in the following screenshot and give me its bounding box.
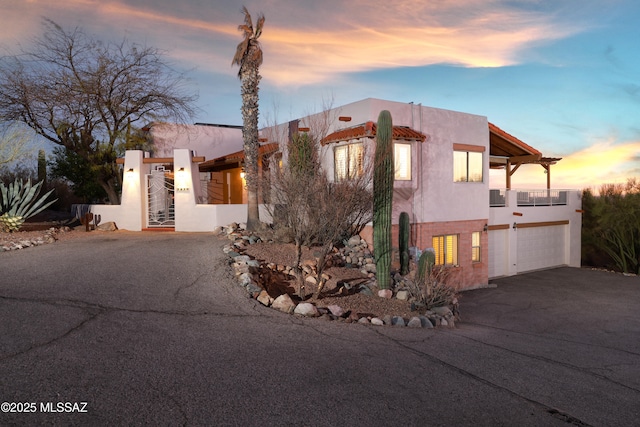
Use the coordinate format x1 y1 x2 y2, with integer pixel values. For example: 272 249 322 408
257 290 273 306
327 305 345 317
383 315 393 325
358 284 374 296
407 317 422 328
97 221 117 231
357 317 370 324
347 235 362 247
238 272 253 286
363 263 376 273
378 289 393 299
371 317 385 326
419 316 434 329
294 303 319 317
272 294 296 314
233 255 252 264
432 306 453 317
392 316 405 327
245 282 262 295
396 290 410 300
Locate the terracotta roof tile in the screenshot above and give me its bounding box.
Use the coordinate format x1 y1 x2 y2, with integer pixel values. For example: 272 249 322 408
322 122 427 145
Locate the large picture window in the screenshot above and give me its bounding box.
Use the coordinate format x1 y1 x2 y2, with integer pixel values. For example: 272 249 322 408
454 150 483 182
432 234 458 266
334 143 364 180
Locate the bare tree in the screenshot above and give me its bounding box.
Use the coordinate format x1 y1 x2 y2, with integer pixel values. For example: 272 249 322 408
232 7 265 230
0 19 197 204
266 125 373 299
0 123 34 170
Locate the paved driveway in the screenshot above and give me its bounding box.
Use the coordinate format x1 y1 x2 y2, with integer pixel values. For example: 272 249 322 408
0 233 639 426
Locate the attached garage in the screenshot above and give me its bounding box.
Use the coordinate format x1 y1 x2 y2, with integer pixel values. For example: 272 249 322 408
516 222 568 273
488 220 570 279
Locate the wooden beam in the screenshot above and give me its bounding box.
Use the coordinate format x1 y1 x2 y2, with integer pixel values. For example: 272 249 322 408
517 220 570 229
487 224 510 231
453 143 486 152
542 164 551 189
509 154 541 163
116 156 206 165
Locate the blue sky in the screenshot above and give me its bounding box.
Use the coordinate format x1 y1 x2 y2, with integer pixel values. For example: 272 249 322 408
1 0 639 189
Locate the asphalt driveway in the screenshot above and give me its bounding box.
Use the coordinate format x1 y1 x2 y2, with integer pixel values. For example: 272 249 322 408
0 232 639 426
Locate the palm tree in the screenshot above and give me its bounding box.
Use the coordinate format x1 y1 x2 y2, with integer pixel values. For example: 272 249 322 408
232 6 265 231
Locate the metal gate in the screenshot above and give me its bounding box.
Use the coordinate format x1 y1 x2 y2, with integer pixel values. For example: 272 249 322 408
146 168 175 228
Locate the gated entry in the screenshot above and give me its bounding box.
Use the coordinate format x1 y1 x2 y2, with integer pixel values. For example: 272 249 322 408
147 168 175 228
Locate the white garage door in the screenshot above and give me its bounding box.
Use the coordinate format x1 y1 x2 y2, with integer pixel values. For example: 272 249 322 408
488 229 509 279
517 225 566 273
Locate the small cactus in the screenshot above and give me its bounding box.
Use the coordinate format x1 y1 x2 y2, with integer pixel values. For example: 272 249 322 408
417 249 435 284
399 211 410 275
80 212 94 232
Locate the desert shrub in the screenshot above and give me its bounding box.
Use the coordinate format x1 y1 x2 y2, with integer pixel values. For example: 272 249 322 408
405 250 459 310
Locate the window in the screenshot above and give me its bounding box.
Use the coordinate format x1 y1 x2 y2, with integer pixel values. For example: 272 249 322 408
334 143 364 180
394 143 411 180
454 150 483 182
432 234 458 266
471 231 481 262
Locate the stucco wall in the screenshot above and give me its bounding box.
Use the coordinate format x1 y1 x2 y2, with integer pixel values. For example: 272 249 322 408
151 123 243 162
296 98 491 226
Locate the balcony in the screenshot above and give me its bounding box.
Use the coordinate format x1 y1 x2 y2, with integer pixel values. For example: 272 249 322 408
490 189 570 207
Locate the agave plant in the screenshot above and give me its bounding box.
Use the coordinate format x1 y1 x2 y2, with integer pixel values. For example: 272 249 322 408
0 179 57 232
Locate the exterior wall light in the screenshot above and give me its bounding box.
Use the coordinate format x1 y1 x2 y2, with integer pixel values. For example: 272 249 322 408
175 167 189 191
483 224 488 232
513 222 518 230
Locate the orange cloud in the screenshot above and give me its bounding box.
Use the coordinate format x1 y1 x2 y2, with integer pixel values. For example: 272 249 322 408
0 1 586 87
492 141 640 190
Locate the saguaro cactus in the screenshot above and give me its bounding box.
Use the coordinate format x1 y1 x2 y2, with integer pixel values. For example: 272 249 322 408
417 250 435 284
399 211 410 275
373 110 394 292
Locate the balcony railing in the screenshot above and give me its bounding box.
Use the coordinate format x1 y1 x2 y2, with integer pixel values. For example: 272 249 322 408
490 189 569 207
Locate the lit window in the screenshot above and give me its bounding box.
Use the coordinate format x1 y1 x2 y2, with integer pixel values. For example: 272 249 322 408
432 234 458 266
454 151 483 182
472 231 481 262
394 143 411 180
334 143 364 180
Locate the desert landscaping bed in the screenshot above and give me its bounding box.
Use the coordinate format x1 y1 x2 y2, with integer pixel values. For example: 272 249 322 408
220 223 459 328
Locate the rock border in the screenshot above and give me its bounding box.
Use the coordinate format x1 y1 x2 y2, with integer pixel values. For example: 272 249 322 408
0 227 69 251
217 223 458 329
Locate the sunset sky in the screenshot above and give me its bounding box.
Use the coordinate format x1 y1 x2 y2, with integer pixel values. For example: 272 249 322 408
1 0 639 190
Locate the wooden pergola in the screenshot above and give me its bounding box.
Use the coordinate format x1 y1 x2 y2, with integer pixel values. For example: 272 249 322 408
489 123 561 189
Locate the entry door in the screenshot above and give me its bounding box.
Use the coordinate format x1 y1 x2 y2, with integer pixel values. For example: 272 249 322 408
146 169 175 228
489 228 509 278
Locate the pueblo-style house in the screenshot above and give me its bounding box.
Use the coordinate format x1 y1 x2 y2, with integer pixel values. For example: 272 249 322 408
92 98 581 290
